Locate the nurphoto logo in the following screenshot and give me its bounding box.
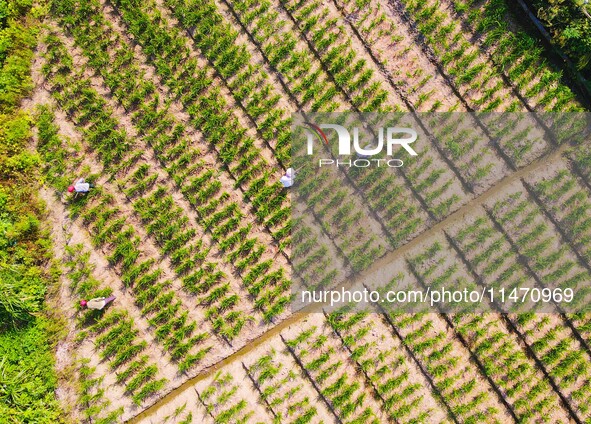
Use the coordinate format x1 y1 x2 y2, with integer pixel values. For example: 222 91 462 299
303 121 418 168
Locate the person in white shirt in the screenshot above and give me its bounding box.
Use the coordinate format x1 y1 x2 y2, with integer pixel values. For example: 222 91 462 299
280 168 295 188
68 177 93 195
80 295 116 310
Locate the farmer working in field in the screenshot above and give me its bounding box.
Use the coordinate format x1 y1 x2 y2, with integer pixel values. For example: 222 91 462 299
80 295 116 311
68 177 94 195
280 168 295 188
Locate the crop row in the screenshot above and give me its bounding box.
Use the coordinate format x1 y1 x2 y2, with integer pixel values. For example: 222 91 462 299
488 187 591 313
77 360 125 424
209 310 452 424
221 307 508 423
331 0 552 186
291 216 345 293
169 0 344 116
208 260 584 424
217 2 432 245
272 0 396 113
337 0 454 112
530 167 591 265
154 358 304 423
273 0 590 271
571 145 591 193
401 0 523 112
294 145 388 273
103 0 588 288
55 0 298 278
215 0 586 270
62 242 154 419
233 0 587 200
398 0 559 168
284 305 509 423
398 0 590 163
302 0 569 183
213 0 453 255
51 0 389 345
379 276 512 421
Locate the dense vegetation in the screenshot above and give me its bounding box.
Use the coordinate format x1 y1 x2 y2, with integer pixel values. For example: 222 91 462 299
529 0 591 74
0 0 63 421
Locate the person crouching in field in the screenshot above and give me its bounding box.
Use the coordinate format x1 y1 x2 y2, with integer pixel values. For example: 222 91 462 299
280 168 295 188
68 177 94 196
80 296 116 311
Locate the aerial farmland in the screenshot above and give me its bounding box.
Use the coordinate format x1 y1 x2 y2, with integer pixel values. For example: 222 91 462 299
2 0 591 423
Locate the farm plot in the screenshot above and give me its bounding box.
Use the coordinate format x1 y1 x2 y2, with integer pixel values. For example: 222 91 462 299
407 234 578 422
50 0 294 326
35 100 223 416
18 0 591 421
160 0 478 228
57 0 399 295
35 143 177 420
40 34 255 346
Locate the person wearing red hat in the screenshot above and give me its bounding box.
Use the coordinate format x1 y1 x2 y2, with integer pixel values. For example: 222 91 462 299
80 295 116 310
68 177 93 196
